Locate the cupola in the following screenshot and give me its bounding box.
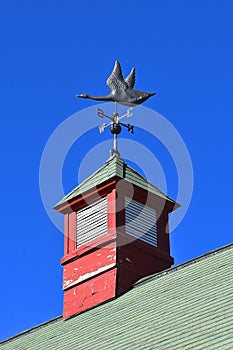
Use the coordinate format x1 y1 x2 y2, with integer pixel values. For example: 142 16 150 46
54 156 180 319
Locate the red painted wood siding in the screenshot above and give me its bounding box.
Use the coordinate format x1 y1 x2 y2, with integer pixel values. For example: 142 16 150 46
64 214 69 255
63 242 116 290
68 212 76 253
63 268 117 318
107 189 116 233
59 178 174 319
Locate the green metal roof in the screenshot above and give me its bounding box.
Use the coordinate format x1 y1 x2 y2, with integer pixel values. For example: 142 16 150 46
55 156 178 208
2 243 233 349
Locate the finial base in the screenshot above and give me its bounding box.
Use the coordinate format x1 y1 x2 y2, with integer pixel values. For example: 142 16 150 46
110 148 121 159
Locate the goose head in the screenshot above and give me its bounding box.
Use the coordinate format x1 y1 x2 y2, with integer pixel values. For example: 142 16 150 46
76 94 89 98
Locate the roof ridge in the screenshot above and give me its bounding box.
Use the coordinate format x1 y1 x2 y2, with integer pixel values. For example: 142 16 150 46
134 242 233 287
0 316 62 345
54 157 125 207
54 156 179 208
65 159 111 198
124 162 176 203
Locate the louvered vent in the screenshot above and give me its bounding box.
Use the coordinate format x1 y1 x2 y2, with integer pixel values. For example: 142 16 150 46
76 197 108 247
125 197 157 247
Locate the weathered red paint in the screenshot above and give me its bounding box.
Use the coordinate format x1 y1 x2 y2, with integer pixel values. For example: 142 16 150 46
67 212 76 253
54 179 118 214
117 234 173 295
56 176 176 319
107 189 116 233
60 231 116 266
63 268 117 318
64 214 69 255
62 242 116 290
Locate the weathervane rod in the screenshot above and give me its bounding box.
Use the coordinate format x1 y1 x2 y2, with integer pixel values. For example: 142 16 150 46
97 104 134 158
114 102 118 154
114 133 118 154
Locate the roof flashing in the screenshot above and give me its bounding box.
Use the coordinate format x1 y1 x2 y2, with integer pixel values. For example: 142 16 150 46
134 242 233 288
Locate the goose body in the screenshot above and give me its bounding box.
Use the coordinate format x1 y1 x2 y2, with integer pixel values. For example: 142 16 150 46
77 61 155 107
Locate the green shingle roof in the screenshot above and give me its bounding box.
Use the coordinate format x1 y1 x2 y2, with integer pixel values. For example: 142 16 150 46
2 243 233 349
55 156 178 208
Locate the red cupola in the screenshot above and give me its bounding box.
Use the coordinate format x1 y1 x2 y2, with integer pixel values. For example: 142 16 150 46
54 156 179 319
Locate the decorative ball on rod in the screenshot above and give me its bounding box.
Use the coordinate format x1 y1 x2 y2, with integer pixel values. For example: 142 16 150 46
110 123 122 135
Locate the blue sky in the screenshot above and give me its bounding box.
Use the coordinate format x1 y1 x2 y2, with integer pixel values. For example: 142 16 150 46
1 0 233 341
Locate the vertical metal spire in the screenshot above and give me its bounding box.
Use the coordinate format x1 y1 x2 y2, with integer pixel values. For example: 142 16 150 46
98 104 134 158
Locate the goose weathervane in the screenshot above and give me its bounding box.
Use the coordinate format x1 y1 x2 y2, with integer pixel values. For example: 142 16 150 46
76 61 155 158
77 60 155 107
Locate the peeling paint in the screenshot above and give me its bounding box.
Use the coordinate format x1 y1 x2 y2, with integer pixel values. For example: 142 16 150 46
63 268 116 318
64 279 73 287
106 254 116 260
64 263 116 289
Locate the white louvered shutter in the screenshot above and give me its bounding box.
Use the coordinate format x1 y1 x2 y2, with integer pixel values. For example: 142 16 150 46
76 197 108 247
125 197 157 247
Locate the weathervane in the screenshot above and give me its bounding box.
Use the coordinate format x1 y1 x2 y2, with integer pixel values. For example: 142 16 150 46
76 61 156 157
98 103 134 157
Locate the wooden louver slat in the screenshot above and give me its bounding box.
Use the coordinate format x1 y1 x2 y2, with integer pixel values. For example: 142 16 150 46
76 197 108 247
125 197 157 247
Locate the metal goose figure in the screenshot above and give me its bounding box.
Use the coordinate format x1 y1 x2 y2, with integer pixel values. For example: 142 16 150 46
77 61 156 107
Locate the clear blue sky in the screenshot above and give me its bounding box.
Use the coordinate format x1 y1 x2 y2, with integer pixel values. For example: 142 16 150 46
1 0 233 341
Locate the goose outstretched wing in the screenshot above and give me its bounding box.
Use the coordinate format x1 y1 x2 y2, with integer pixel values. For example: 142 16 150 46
124 68 136 89
106 61 128 91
